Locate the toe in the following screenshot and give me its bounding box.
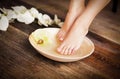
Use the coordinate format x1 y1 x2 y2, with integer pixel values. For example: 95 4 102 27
57 43 65 54
61 46 66 54
71 49 76 55
64 46 70 55
71 46 79 55
57 47 61 53
68 46 73 55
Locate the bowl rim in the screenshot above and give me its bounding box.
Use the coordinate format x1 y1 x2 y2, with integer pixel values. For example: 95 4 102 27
29 28 95 62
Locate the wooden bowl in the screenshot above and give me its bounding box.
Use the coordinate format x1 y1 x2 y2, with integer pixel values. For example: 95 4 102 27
29 28 94 62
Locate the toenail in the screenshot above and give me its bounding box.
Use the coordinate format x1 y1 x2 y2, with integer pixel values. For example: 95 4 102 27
60 38 63 41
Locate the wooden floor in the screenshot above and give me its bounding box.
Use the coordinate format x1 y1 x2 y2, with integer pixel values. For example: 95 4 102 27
0 0 120 79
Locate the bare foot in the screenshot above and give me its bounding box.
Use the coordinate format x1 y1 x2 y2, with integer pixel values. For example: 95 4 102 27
57 8 94 55
57 26 88 55
57 16 90 55
57 0 85 41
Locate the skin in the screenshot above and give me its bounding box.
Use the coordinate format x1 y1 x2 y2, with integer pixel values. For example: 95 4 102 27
57 0 111 55
57 0 85 41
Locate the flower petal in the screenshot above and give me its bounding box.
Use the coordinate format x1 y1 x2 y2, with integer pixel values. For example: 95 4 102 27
37 13 48 26
0 8 11 14
17 10 34 24
29 7 39 18
0 8 17 21
12 6 27 14
54 14 61 24
0 15 9 31
43 14 53 25
7 10 17 21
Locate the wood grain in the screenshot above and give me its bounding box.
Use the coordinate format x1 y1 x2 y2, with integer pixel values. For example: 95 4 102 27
0 0 120 79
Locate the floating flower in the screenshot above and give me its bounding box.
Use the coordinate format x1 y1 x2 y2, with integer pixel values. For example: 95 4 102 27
31 29 50 46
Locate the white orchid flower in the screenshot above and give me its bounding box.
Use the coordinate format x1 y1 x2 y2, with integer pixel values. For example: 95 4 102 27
37 13 53 27
37 13 48 26
31 29 53 46
42 14 53 25
12 6 35 24
29 7 39 18
0 8 17 21
6 10 17 21
54 14 61 25
16 10 35 24
12 6 27 14
0 15 9 31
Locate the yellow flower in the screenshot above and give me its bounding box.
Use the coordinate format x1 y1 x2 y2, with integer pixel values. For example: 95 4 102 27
32 29 51 46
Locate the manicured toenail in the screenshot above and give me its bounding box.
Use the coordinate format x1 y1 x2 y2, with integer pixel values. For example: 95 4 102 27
60 38 63 41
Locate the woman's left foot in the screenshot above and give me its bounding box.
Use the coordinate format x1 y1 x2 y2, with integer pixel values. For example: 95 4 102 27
57 23 88 55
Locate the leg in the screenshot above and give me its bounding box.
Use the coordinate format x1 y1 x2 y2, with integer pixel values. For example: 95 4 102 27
57 0 111 55
57 0 85 41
